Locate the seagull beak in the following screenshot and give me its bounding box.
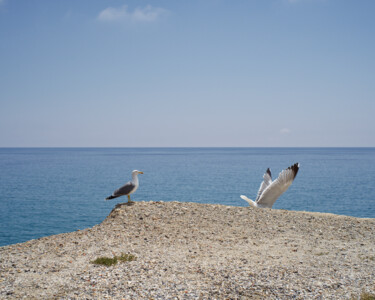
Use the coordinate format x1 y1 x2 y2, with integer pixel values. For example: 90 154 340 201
138 171 144 174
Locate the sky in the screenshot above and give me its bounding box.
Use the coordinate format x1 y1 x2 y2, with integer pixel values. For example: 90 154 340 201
0 0 374 147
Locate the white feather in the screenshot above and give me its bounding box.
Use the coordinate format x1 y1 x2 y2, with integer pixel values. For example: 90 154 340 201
241 163 299 208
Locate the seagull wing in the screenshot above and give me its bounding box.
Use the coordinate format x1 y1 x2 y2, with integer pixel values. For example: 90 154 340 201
113 181 136 197
255 168 272 202
256 163 299 208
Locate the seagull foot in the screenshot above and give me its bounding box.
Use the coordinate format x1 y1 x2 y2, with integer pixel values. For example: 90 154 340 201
126 200 135 206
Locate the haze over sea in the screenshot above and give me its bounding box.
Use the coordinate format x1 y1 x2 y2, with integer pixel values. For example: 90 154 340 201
1 147 374 246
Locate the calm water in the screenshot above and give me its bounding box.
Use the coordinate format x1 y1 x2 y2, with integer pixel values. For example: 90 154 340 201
0 147 374 246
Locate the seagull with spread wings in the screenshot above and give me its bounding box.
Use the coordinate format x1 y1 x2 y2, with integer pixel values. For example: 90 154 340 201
241 163 299 208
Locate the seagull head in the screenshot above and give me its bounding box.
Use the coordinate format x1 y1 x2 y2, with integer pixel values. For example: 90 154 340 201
132 170 144 175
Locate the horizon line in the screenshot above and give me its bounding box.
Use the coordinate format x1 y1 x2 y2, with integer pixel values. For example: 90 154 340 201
1 146 374 149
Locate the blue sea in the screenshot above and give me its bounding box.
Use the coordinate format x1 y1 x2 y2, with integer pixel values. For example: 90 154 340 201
0 147 374 247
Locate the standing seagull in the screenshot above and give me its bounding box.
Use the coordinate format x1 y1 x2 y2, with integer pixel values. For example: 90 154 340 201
106 170 143 202
240 163 299 208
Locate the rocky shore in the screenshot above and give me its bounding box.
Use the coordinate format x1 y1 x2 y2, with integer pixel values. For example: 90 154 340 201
1 201 374 299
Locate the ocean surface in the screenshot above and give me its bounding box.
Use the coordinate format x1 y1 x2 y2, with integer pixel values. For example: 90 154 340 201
0 147 374 247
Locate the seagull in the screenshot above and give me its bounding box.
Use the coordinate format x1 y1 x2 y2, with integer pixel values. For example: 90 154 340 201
105 170 143 202
240 163 299 208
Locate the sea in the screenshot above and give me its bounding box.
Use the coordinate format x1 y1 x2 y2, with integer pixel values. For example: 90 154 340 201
0 147 374 247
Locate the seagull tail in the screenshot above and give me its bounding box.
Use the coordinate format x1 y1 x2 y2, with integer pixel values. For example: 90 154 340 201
240 195 257 208
105 195 118 201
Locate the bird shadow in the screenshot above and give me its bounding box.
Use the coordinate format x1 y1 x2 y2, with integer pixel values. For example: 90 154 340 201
114 202 135 209
108 201 135 216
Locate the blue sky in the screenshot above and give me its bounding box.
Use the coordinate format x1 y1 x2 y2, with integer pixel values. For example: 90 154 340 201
0 0 374 147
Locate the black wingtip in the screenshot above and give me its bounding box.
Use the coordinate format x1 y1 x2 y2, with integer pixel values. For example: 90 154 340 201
289 162 299 179
266 168 271 177
105 195 116 201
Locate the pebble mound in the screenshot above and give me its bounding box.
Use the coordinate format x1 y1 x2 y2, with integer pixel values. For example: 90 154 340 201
1 201 375 299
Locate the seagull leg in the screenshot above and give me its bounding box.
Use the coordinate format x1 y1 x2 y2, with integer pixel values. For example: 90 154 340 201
127 195 133 203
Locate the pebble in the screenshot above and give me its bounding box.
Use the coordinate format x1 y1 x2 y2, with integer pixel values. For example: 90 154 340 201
0 201 374 299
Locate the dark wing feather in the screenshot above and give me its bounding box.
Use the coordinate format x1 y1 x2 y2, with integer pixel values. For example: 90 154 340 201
113 181 136 197
288 162 299 179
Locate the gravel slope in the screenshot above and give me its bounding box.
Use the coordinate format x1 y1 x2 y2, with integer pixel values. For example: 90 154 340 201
1 201 374 299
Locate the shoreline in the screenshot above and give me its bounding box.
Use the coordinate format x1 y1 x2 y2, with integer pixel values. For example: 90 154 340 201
1 201 374 299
